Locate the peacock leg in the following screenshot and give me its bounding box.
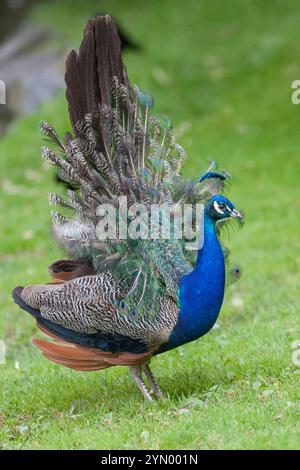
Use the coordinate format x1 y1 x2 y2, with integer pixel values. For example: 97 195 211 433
129 365 153 401
141 360 164 400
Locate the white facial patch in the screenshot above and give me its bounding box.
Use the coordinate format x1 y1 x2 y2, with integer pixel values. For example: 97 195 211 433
213 201 233 215
213 200 224 214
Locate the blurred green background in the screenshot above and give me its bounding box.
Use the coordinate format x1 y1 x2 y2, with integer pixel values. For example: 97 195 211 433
0 0 299 450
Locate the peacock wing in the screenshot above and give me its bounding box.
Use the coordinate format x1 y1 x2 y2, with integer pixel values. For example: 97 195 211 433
18 272 179 352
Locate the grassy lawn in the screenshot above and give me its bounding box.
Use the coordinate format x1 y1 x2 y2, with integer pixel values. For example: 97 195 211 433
0 0 299 450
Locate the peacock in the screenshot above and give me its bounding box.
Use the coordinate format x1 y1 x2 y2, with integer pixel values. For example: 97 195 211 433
12 15 244 401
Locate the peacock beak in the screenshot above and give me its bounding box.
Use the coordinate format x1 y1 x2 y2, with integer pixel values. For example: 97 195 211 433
231 209 243 219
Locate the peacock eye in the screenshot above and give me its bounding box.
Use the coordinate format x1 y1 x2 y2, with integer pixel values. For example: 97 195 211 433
218 204 226 210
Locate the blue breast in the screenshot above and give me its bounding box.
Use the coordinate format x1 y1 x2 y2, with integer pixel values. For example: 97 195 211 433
156 217 225 354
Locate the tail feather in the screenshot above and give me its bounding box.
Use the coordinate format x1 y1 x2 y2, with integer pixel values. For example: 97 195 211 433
33 339 111 370
36 321 65 342
32 336 151 370
66 15 128 131
33 338 103 360
34 323 152 368
37 14 236 327
48 259 96 282
39 14 206 319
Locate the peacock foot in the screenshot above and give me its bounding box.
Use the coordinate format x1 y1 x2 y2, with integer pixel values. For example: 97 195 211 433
129 360 163 401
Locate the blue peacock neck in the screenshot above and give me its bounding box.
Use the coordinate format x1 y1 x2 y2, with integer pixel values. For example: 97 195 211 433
157 211 225 354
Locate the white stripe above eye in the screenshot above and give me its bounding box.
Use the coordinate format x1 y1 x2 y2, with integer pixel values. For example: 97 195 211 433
213 200 224 214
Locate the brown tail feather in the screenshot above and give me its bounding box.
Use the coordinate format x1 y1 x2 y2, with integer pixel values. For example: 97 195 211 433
65 15 128 130
33 334 153 371
33 339 112 371
33 339 105 361
51 272 74 283
63 363 110 371
49 259 96 282
41 354 111 371
36 322 65 341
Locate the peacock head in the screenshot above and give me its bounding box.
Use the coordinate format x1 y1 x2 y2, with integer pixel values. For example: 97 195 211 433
199 168 244 225
205 194 243 223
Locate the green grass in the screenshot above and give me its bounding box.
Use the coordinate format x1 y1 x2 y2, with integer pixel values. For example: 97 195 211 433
0 0 300 450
